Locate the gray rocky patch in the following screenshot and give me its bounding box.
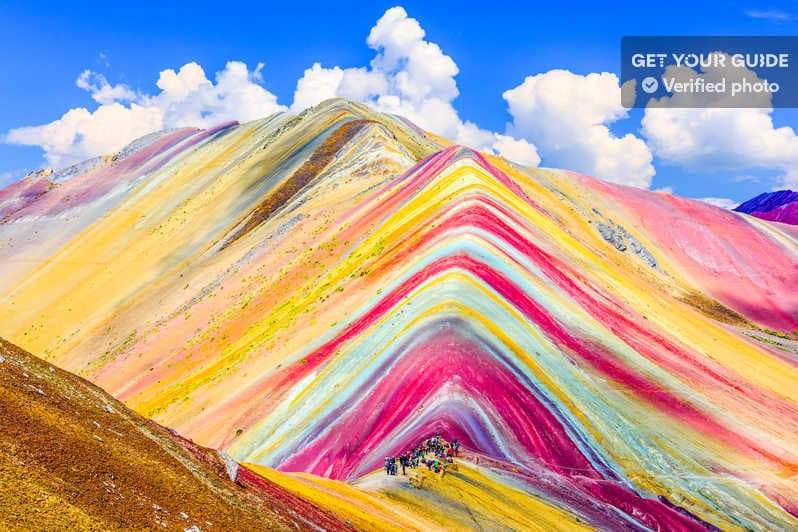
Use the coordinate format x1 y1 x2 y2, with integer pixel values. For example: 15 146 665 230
595 219 657 268
597 223 627 251
218 450 239 483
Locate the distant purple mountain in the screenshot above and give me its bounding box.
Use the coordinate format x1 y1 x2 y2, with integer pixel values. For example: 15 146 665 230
735 190 798 214
734 190 798 225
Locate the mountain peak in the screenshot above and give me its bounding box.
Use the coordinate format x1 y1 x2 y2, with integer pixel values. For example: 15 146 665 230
1 101 797 530
735 189 798 225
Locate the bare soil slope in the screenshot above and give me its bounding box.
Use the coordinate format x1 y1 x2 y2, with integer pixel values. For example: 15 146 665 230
0 337 347 531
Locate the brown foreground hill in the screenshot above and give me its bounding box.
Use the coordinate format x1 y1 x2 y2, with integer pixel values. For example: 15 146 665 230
0 337 348 531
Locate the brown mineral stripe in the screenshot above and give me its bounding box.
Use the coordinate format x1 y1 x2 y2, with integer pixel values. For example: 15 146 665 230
221 119 374 250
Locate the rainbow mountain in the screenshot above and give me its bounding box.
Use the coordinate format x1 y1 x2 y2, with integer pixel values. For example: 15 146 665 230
1 99 797 530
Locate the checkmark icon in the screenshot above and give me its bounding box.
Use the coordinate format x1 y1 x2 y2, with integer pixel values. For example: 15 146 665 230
642 76 659 94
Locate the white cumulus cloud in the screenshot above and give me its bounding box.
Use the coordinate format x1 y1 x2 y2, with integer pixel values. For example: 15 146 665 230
76 70 138 105
489 135 541 167
5 61 286 169
502 70 655 187
290 6 540 167
151 61 285 128
697 197 740 209
641 61 798 190
6 104 162 169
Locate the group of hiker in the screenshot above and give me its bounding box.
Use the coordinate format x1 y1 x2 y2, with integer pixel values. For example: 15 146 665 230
384 432 460 476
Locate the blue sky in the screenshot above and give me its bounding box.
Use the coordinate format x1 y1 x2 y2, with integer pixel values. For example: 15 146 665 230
2 0 798 203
